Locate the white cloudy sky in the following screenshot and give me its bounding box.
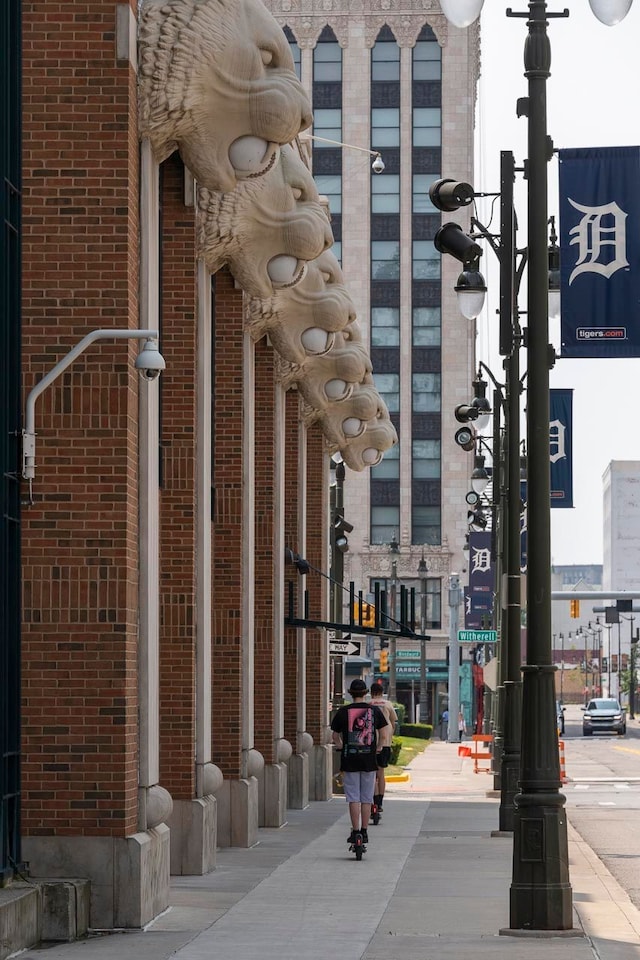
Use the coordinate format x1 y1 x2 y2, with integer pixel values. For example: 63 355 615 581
472 1 640 566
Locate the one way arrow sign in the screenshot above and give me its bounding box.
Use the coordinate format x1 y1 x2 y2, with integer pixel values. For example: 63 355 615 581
329 635 361 656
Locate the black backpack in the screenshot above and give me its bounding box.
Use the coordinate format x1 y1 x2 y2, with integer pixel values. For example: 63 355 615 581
344 704 376 755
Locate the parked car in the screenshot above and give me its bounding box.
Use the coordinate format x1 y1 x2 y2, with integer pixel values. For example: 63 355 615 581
582 698 626 736
556 700 565 735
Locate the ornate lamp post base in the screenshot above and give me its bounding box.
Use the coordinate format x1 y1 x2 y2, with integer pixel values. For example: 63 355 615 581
510 664 572 930
498 679 521 833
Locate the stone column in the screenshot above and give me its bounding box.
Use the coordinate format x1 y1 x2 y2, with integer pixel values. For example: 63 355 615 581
211 269 258 846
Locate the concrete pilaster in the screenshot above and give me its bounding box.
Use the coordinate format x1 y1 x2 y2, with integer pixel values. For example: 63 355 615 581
309 743 333 801
22 825 170 930
216 778 259 848
287 752 309 810
259 762 289 827
167 797 217 875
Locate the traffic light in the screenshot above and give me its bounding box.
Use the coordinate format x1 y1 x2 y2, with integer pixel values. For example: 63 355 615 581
570 599 580 618
333 514 353 553
353 601 376 628
379 649 388 673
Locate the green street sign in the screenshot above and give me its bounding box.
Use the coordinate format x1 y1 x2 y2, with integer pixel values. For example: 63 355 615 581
457 629 497 644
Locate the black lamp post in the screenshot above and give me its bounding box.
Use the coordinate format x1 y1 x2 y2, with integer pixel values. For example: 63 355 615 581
431 151 525 833
330 456 346 709
418 552 429 724
630 628 639 720
388 534 399 701
442 0 634 931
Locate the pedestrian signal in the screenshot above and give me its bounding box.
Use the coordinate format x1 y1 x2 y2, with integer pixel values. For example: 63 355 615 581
379 649 389 673
570 599 580 618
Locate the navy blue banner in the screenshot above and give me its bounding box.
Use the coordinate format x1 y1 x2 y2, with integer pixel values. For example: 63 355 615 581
465 531 494 628
558 146 640 358
550 389 573 508
464 590 492 630
520 480 527 574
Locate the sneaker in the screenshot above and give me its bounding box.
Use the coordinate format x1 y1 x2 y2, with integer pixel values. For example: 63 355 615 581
347 830 358 844
361 829 369 844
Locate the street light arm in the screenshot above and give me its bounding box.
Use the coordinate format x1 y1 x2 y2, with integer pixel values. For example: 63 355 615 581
477 360 504 395
23 328 160 483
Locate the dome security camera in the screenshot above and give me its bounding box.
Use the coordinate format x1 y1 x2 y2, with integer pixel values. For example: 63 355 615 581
371 154 385 174
135 338 166 381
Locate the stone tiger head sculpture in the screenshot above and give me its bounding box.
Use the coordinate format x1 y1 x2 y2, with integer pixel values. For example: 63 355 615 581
299 375 397 469
139 0 312 193
196 143 334 299
246 249 356 364
280 322 372 408
339 416 398 472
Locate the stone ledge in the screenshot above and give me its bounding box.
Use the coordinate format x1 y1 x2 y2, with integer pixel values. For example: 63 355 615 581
0 877 90 960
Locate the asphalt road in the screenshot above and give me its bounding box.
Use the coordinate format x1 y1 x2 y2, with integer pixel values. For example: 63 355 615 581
562 703 640 910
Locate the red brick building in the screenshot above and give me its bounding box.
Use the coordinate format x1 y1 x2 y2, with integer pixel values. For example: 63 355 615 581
15 0 396 929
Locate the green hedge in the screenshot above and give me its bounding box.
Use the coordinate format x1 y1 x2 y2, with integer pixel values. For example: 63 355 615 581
399 722 433 740
390 737 402 765
392 701 405 729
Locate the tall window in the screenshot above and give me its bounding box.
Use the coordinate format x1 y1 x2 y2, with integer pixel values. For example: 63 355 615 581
312 27 342 261
283 25 301 79
411 25 442 546
370 25 400 546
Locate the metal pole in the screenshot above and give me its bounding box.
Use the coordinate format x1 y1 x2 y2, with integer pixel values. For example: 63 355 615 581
419 637 428 724
509 0 572 931
497 150 523 833
330 462 345 709
419 555 428 724
617 621 622 700
389 558 397 701
630 628 638 720
447 575 462 742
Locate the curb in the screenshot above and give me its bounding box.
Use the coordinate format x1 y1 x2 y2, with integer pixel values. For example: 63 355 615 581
386 773 410 782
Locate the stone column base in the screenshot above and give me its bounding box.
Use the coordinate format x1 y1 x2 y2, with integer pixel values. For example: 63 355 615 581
259 762 288 827
216 777 259 848
167 795 217 875
287 753 309 810
22 824 170 929
309 743 332 801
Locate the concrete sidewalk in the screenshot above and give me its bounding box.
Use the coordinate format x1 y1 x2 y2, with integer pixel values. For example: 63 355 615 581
15 741 640 960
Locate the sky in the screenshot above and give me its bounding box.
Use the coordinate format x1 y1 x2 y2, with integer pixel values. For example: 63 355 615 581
471 1 640 566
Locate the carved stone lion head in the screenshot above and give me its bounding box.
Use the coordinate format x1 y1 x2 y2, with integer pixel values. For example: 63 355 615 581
247 250 356 364
196 144 334 299
139 0 312 192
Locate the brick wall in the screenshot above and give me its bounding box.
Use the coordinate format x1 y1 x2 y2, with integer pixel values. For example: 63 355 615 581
158 154 197 798
211 268 245 778
254 338 277 764
283 390 301 747
305 423 327 742
21 0 140 837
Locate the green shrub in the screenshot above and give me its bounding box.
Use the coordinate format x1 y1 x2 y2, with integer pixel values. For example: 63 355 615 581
392 701 406 729
390 736 402 765
399 722 432 740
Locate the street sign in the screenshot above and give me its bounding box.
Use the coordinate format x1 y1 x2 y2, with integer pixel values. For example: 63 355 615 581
329 638 362 656
458 629 497 644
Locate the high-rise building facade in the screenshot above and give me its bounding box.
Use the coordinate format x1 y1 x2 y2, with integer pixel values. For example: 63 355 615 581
266 2 480 714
